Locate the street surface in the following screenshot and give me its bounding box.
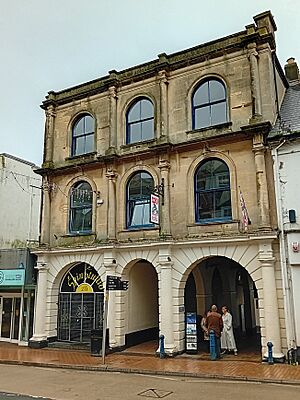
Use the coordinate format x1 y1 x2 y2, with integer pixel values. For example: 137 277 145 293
0 364 299 400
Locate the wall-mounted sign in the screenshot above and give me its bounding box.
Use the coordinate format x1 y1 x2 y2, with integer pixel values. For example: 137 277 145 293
60 263 104 293
0 269 25 286
106 275 129 291
292 242 299 253
150 194 159 224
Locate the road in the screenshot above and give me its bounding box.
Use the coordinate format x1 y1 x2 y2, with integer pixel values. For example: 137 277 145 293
0 364 299 400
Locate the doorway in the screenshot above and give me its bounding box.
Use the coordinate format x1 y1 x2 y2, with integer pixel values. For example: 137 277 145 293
0 296 21 342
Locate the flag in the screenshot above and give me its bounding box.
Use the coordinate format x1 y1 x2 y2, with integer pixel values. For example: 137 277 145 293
239 188 251 231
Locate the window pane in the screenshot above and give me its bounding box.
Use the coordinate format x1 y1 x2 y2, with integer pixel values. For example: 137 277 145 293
84 115 94 134
193 82 209 106
214 190 232 219
196 160 229 191
141 99 154 119
84 134 94 153
198 192 214 220
70 208 92 232
74 118 84 136
141 119 154 141
128 101 141 123
129 122 141 143
211 102 227 125
74 136 85 155
209 80 226 102
129 174 142 197
194 106 210 129
130 201 150 226
141 172 153 194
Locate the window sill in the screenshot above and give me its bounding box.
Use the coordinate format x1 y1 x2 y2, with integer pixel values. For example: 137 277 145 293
120 139 156 151
186 122 232 140
188 219 237 227
124 225 158 232
62 232 96 237
65 152 97 161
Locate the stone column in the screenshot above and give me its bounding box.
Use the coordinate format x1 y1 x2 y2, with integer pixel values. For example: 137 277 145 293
158 253 176 355
158 159 171 237
158 70 169 140
106 169 117 240
40 177 51 245
104 254 118 348
108 85 117 151
44 104 56 164
248 43 262 121
253 134 271 229
259 245 284 360
29 262 49 348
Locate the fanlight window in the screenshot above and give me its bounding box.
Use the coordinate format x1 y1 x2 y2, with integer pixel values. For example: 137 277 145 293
72 114 95 156
127 171 154 228
69 181 93 233
195 159 232 223
126 98 154 144
192 79 227 130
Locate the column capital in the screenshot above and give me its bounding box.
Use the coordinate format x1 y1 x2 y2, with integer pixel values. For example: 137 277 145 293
35 261 49 272
157 261 173 269
45 106 56 118
108 85 118 98
158 69 169 84
158 159 170 171
106 169 118 181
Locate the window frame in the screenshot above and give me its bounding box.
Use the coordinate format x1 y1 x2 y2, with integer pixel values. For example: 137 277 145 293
71 114 95 157
126 97 155 144
192 78 227 130
126 171 154 229
69 181 93 234
194 158 232 224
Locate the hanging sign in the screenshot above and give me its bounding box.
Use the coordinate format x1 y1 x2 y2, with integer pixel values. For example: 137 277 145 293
150 193 159 224
0 269 25 286
106 276 129 291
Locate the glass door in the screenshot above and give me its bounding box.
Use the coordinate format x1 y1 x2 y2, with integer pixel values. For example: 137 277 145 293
1 298 13 338
0 297 22 341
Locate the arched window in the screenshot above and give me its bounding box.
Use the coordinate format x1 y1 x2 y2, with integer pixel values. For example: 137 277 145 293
126 98 154 144
192 79 227 130
127 171 154 228
71 114 95 156
69 181 93 233
195 159 232 223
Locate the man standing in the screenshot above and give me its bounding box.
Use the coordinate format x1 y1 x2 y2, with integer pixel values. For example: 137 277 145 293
206 305 223 359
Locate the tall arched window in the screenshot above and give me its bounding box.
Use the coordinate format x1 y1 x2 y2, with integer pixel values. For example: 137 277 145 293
126 98 154 144
69 181 93 233
71 114 95 156
127 171 154 228
195 159 232 223
192 79 227 130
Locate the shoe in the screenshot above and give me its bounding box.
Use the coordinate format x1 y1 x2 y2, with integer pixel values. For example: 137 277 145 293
234 350 238 356
221 350 227 355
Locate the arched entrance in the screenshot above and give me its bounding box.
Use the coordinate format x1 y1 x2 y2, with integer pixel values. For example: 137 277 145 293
125 259 159 347
57 263 104 343
184 256 260 353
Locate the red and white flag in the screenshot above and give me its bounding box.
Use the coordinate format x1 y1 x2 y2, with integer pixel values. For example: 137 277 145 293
239 188 251 231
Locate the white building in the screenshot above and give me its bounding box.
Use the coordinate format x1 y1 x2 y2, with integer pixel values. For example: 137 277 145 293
269 58 300 361
0 153 41 248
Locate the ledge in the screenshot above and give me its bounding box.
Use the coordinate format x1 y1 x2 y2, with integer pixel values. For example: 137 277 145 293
186 122 232 141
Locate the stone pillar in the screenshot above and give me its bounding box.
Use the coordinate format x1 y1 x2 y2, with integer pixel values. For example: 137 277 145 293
158 159 171 237
104 254 118 348
158 70 169 140
253 134 271 229
29 262 49 348
259 245 284 360
248 43 262 121
40 177 51 245
158 250 176 355
44 104 56 164
106 169 117 240
108 85 117 151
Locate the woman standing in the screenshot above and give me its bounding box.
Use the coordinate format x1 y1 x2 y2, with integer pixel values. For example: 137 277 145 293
200 311 209 352
221 306 238 355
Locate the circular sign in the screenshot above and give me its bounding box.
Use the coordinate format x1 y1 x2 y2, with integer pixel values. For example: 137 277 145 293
0 271 4 284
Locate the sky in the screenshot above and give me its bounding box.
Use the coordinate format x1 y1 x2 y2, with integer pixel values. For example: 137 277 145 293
0 1 299 166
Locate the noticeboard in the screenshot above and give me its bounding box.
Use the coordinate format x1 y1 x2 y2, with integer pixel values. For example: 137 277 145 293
186 312 198 353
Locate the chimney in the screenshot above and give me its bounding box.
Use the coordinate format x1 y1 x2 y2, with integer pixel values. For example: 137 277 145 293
285 58 299 81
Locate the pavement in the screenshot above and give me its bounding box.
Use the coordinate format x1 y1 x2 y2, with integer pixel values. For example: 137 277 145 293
0 341 299 386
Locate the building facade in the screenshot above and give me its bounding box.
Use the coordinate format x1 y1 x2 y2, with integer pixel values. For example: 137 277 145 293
32 11 288 360
269 58 300 360
0 154 41 344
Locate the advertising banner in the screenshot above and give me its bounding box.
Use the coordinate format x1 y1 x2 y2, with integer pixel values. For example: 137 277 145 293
150 193 159 224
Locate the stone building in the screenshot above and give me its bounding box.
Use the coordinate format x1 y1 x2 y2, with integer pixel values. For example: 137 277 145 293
32 11 288 360
269 58 300 360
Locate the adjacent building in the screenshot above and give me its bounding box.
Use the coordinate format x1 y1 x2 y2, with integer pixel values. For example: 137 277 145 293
32 11 288 360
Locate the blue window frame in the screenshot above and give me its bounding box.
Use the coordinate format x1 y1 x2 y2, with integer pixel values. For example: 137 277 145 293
72 114 95 156
126 98 154 144
195 159 232 223
126 171 154 228
192 79 227 130
69 181 93 233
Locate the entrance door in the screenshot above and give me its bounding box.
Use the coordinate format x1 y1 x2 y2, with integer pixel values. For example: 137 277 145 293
0 297 21 342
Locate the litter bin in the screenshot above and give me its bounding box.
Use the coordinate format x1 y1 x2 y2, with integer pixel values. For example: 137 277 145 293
90 329 102 356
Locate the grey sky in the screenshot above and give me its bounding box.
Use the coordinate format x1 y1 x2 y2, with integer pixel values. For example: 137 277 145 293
0 1 299 165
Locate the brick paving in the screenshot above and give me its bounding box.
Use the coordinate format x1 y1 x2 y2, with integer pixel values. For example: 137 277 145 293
0 342 299 385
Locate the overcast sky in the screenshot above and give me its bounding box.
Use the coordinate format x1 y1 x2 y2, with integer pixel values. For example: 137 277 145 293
0 1 299 166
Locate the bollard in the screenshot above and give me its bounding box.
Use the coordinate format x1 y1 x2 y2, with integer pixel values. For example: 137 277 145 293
267 342 274 365
209 330 217 361
159 334 165 359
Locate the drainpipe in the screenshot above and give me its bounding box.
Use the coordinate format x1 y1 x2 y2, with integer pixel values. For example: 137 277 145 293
272 140 296 350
